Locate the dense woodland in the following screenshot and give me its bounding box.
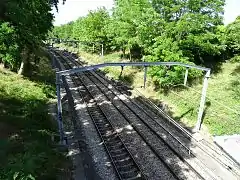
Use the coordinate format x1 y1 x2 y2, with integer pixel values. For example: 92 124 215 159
52 0 240 86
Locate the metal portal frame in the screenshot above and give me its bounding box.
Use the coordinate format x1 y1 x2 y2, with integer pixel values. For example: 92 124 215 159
48 38 105 56
55 59 210 144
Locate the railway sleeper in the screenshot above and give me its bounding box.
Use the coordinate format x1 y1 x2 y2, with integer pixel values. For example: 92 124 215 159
119 169 140 179
109 147 126 153
111 152 129 159
118 163 137 172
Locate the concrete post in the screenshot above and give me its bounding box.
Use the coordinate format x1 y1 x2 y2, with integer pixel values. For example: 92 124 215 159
144 66 148 89
195 70 211 131
184 67 189 86
56 72 64 144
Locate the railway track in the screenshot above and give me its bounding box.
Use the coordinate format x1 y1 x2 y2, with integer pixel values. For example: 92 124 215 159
74 75 145 180
51 48 240 180
54 50 146 180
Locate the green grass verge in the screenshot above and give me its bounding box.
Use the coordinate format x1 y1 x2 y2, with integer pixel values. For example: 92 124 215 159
155 62 240 135
58 44 240 135
0 49 68 180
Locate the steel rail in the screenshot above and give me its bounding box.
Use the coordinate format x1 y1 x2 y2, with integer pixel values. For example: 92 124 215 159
56 50 181 180
66 49 240 180
74 75 145 180
60 51 206 180
86 71 208 180
56 51 146 180
135 87 240 176
62 52 222 180
60 52 204 179
105 72 240 178
56 61 210 76
80 72 181 180
52 46 211 131
51 48 240 180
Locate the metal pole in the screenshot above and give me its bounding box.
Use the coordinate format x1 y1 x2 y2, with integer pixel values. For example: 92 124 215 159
195 70 211 131
119 65 124 78
101 44 104 57
184 67 189 86
144 66 148 89
56 72 64 144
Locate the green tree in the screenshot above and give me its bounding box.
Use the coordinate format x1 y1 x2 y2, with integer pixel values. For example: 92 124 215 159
54 22 74 40
110 0 155 59
225 16 240 61
52 0 227 86
0 22 19 70
0 0 63 74
146 0 225 86
151 0 225 65
72 7 110 52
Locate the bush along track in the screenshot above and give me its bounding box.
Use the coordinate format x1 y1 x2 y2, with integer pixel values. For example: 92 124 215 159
0 50 70 180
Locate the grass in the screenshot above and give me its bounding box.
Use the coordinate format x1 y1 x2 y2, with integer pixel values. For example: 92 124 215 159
58 44 240 136
0 48 68 180
158 62 240 135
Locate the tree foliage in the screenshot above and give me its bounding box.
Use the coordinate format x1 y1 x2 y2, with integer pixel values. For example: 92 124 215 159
0 0 62 73
52 0 240 86
225 16 240 59
0 22 19 69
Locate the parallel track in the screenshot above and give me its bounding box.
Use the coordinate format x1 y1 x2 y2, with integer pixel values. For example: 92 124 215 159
54 50 146 180
54 49 206 180
52 48 240 180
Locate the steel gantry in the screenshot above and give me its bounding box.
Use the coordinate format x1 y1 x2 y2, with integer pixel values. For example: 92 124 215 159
52 52 211 144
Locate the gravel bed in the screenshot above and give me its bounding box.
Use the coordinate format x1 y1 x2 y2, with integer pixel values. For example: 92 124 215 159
61 53 210 179
79 74 176 180
55 52 118 180
92 72 215 179
93 71 240 180
59 49 239 180
95 71 240 180
86 72 205 180
131 93 240 180
68 75 119 180
90 69 240 180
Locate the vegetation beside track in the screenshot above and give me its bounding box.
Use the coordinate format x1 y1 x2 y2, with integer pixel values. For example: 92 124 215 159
59 44 240 136
51 1 240 88
51 0 240 136
0 49 70 180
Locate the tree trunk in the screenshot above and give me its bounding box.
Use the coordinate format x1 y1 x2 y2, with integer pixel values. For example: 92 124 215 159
0 63 4 69
3 61 7 68
0 0 6 21
129 50 132 61
18 60 25 75
18 47 30 75
122 48 125 58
